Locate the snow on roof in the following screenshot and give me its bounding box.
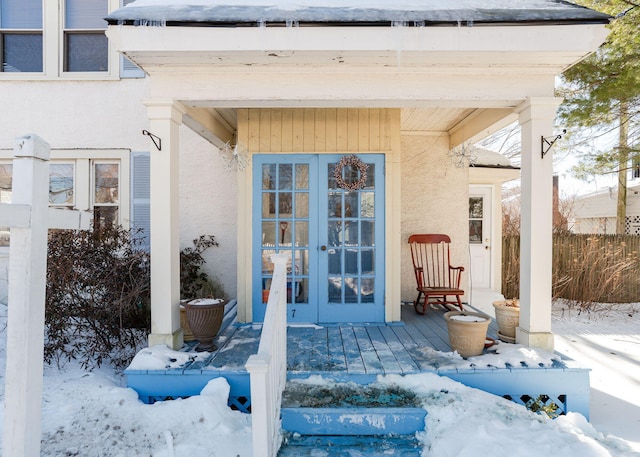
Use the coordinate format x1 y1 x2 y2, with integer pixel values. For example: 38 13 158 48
472 148 518 169
106 0 611 26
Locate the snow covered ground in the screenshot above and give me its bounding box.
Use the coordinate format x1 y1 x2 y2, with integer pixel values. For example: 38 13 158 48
0 300 638 456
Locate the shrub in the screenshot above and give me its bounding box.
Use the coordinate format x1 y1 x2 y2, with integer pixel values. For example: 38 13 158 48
180 235 226 300
45 226 150 370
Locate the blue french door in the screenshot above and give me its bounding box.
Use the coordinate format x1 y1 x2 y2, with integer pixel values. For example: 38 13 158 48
252 154 385 324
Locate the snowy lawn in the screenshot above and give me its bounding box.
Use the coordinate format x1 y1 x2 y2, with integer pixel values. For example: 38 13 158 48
0 301 638 456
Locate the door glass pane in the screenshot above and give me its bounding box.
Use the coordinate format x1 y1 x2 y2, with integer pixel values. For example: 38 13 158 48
94 163 118 204
327 221 342 247
295 193 308 218
295 164 308 189
261 249 276 274
361 221 374 247
295 221 308 247
344 193 358 219
278 192 292 216
344 277 357 303
278 164 292 190
328 277 341 302
364 164 375 189
345 249 358 275
262 221 276 246
469 196 483 244
262 164 275 189
295 249 309 275
361 250 375 275
49 163 74 205
361 192 374 217
279 221 292 245
328 249 341 275
262 193 275 218
361 278 375 303
469 197 483 218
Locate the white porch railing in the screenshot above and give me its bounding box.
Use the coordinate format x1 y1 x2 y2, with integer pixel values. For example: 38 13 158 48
245 254 288 457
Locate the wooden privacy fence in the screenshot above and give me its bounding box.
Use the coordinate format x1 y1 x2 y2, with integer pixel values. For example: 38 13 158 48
502 235 640 304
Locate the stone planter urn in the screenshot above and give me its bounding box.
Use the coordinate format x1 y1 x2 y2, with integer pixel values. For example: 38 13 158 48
444 311 492 358
179 300 195 342
492 299 520 344
185 298 227 352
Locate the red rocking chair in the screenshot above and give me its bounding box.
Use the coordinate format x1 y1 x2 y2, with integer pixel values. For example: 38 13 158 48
408 234 465 315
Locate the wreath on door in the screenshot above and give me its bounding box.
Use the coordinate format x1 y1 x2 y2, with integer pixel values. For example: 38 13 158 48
333 155 369 191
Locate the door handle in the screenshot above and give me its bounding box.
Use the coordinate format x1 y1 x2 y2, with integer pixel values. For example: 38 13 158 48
320 245 327 251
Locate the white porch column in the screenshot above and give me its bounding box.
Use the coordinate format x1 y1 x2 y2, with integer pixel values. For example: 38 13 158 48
144 99 186 350
516 97 562 351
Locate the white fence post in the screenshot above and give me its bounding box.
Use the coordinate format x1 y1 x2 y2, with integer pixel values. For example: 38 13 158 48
1 134 91 457
2 135 50 457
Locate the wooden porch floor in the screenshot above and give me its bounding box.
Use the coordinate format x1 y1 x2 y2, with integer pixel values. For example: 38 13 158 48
185 302 501 376
126 301 589 417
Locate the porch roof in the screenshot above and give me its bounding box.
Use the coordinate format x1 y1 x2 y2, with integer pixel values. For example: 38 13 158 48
107 0 610 26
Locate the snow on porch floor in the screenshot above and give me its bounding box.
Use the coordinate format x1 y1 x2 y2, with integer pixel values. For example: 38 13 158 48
125 302 591 417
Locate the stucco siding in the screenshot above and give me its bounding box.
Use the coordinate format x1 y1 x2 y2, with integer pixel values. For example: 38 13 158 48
400 134 470 304
179 126 238 298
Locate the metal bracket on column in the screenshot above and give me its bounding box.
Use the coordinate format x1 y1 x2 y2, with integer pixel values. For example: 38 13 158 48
541 129 566 159
142 130 162 151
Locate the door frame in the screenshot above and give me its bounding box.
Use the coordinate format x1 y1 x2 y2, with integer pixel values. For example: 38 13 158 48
251 154 386 324
469 185 493 289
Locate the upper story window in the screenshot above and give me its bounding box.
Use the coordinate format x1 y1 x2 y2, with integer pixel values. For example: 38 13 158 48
0 0 43 72
64 0 108 72
1 0 139 78
633 158 640 180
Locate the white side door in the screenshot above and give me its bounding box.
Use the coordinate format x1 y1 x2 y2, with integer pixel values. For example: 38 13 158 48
469 186 492 289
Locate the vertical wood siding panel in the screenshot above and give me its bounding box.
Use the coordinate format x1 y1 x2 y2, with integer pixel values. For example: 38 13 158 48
359 109 370 152
303 108 315 153
237 109 250 147
370 109 381 151
248 109 261 153
315 108 327 152
325 108 338 153
292 109 304 152
347 109 359 152
259 109 272 153
271 109 283 153
281 109 294 153
336 109 348 152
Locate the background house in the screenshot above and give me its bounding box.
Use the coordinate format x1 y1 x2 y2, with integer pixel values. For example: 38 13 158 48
571 183 640 234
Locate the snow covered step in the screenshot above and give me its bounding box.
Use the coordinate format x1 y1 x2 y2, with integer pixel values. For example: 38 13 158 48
281 406 426 435
280 380 427 436
278 435 422 457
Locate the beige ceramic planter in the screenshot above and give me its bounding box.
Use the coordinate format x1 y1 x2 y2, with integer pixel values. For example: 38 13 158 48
185 298 227 352
492 300 520 344
179 301 195 342
444 311 491 358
